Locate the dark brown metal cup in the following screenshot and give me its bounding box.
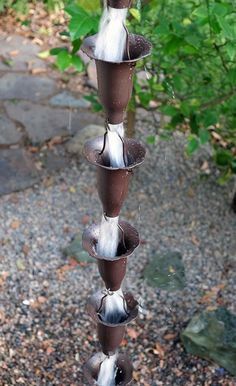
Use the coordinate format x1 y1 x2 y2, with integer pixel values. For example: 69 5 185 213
83 136 146 217
82 220 139 291
81 34 152 124
108 0 132 8
83 352 133 385
87 291 139 355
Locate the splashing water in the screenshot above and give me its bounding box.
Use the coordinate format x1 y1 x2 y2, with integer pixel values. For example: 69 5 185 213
95 5 128 62
100 289 128 324
97 353 117 386
106 123 125 168
97 216 119 259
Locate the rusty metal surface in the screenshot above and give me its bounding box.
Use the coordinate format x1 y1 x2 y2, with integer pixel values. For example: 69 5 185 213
81 34 152 123
83 352 133 385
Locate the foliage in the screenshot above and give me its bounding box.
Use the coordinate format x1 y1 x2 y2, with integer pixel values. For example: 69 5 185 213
0 0 64 13
53 0 235 181
1 0 235 179
130 0 236 181
50 2 100 73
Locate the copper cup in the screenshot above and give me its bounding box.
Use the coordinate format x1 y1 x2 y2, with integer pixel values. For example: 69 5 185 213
82 220 139 291
108 0 132 8
81 34 152 124
83 352 133 385
87 291 139 355
83 136 146 217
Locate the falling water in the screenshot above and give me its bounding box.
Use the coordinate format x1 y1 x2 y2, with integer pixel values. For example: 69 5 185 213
106 123 125 168
95 4 128 62
100 289 128 324
97 353 117 386
97 216 119 258
97 216 128 324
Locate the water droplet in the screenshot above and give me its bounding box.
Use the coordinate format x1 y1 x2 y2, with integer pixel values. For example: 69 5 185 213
144 65 151 80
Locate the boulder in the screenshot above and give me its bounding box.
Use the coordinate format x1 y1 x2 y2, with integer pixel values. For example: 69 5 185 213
182 307 236 376
66 124 105 157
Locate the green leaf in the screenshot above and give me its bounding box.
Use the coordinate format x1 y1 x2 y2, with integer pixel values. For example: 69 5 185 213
164 35 183 55
186 136 199 155
129 8 141 22
192 5 208 19
216 16 234 39
231 159 236 173
199 129 210 144
71 55 83 72
65 4 87 17
161 105 178 117
212 3 228 17
37 50 50 59
215 150 233 167
217 168 232 185
56 50 71 71
84 95 102 112
202 111 218 127
227 43 236 61
78 0 100 12
154 20 170 36
146 135 156 145
227 69 236 84
69 15 95 40
72 39 82 54
50 47 67 56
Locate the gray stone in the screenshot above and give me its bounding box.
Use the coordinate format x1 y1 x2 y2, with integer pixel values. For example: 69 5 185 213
65 124 105 156
0 115 22 145
0 149 39 195
4 101 103 145
0 73 56 102
49 91 91 109
0 34 46 72
182 308 236 376
87 61 98 89
63 234 94 263
41 149 68 172
144 251 186 291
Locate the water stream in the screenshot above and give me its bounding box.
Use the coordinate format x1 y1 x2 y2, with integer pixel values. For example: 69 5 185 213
95 5 128 62
99 289 128 324
97 216 120 259
106 123 125 168
97 353 117 386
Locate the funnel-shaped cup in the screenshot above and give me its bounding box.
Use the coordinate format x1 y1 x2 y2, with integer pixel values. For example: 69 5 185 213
108 0 132 8
83 352 133 385
87 291 139 355
83 221 139 291
81 34 152 124
84 136 146 217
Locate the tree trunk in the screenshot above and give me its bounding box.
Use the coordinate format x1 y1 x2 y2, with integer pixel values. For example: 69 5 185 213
126 108 136 138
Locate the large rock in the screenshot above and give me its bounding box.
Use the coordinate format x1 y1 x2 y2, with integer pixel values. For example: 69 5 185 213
0 115 22 145
0 149 39 195
4 101 103 145
144 251 186 291
0 34 46 72
49 91 91 109
0 73 56 102
66 124 105 156
87 61 98 89
182 308 236 376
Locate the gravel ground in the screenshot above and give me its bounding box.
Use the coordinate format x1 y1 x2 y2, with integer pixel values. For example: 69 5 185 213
0 127 236 386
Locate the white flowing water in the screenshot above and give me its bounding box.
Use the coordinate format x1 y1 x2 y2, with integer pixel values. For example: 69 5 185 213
97 353 117 386
97 216 119 259
95 6 128 62
100 289 128 324
106 123 125 168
